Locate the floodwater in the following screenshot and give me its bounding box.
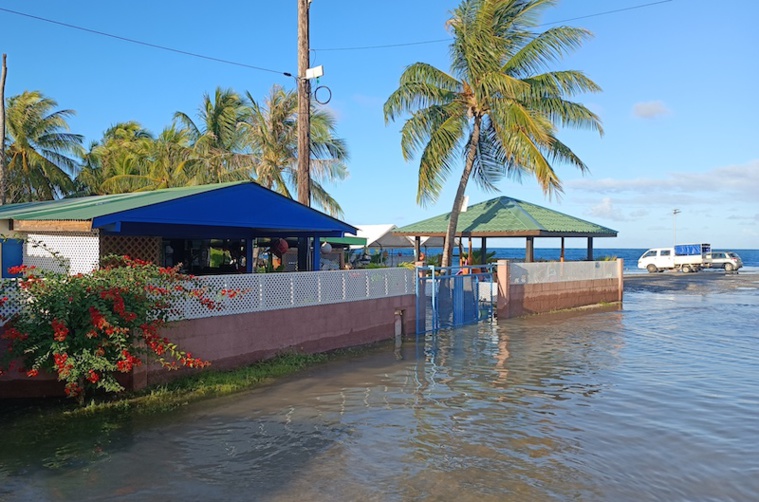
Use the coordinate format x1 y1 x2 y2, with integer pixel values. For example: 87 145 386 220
2 275 759 501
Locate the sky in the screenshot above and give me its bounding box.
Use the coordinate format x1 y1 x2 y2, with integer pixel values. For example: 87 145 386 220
1 0 757 249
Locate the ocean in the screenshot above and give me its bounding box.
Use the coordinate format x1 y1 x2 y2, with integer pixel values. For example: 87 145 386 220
384 247 759 274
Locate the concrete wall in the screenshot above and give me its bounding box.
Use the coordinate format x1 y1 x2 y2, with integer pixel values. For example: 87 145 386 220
0 294 416 398
497 259 624 318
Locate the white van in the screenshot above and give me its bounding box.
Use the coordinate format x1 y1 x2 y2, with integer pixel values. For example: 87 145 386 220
637 244 710 273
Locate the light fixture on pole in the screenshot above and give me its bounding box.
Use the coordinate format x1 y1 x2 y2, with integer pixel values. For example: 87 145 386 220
673 209 681 246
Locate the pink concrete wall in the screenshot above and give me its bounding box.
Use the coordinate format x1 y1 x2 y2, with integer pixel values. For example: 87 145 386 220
496 259 624 319
502 278 620 318
1 295 416 397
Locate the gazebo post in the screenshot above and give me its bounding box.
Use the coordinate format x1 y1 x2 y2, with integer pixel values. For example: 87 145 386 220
481 237 487 265
587 237 594 261
526 237 534 263
560 237 565 262
415 236 421 260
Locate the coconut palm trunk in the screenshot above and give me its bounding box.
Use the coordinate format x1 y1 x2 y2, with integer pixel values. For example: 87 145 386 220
443 117 481 268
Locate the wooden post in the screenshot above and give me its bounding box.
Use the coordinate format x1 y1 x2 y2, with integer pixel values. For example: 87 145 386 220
0 54 7 205
296 0 311 270
297 0 311 206
587 237 594 261
525 237 534 263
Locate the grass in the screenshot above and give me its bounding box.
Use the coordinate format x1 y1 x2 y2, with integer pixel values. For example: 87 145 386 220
1 351 340 428
74 352 331 417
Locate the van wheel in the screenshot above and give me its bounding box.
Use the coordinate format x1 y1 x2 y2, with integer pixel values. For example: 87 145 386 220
682 265 691 273
725 263 735 272
646 264 658 273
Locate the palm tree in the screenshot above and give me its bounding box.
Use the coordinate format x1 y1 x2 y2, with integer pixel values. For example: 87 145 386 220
77 121 155 194
4 90 84 201
174 87 252 184
244 85 349 217
384 0 603 267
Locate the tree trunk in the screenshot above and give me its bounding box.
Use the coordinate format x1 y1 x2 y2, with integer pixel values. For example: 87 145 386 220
0 54 7 205
441 117 481 267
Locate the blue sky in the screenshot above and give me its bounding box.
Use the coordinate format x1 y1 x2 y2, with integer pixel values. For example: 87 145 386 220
2 0 757 249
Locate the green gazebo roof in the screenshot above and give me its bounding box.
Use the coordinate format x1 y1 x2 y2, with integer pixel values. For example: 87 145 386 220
394 196 617 238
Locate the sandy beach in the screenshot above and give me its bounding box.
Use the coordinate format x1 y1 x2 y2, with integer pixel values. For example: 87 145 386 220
624 270 759 294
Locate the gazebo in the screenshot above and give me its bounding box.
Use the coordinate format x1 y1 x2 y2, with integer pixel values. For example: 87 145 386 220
393 196 617 263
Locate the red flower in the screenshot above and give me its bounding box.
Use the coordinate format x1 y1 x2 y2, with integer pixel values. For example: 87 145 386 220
26 369 39 378
51 319 69 342
89 307 109 330
87 370 100 383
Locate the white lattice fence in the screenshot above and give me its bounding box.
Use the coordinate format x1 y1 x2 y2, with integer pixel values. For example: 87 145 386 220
0 280 22 325
0 268 415 324
509 261 619 285
173 268 415 320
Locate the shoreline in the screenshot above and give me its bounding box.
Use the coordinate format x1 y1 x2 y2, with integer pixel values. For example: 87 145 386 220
623 269 759 294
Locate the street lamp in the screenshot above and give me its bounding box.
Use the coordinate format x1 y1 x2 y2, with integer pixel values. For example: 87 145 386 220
673 209 681 246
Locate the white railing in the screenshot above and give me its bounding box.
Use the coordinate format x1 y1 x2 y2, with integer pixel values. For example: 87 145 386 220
509 261 619 285
174 268 415 320
0 268 415 324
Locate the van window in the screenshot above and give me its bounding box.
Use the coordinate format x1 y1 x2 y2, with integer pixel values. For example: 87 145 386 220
661 250 671 257
642 250 657 258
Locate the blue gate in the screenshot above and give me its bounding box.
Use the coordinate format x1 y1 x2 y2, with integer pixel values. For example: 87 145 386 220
415 265 496 334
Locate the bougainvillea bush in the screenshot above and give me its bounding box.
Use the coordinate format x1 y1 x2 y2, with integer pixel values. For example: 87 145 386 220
0 255 239 404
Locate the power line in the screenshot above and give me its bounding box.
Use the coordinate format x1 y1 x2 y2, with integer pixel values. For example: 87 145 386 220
0 6 294 77
0 1 673 67
313 0 674 52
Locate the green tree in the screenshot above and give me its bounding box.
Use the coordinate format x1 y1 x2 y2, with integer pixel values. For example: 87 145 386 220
384 0 603 267
4 91 84 201
75 121 154 195
174 87 252 184
245 85 349 217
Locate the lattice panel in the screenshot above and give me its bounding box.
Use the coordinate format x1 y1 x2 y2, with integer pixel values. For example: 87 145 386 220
0 280 22 325
100 235 161 264
510 261 618 284
24 232 100 274
171 268 415 320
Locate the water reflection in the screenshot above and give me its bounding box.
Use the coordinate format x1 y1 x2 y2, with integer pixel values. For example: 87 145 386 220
2 290 759 501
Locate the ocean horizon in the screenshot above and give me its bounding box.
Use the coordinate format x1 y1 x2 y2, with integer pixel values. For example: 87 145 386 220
375 247 759 273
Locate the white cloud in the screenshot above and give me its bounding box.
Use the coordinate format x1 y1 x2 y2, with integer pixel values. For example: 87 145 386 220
632 100 671 119
568 159 759 202
587 197 628 221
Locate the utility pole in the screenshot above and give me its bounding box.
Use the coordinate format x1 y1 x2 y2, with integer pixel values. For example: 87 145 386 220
673 208 681 246
0 54 7 205
297 0 311 207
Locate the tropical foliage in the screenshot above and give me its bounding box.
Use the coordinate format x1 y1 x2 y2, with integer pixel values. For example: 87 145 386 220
0 254 247 404
3 90 84 202
384 0 603 266
3 86 349 215
245 85 349 216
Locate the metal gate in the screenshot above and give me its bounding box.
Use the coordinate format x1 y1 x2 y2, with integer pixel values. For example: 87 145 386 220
415 265 496 334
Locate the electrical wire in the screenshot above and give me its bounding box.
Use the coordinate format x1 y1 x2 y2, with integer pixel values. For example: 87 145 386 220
0 1 673 67
313 0 674 52
0 6 293 76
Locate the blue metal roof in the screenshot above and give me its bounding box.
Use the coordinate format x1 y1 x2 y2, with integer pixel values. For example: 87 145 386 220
3 182 357 239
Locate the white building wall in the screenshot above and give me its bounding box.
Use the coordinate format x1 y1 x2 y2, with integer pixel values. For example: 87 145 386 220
24 231 100 274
